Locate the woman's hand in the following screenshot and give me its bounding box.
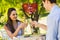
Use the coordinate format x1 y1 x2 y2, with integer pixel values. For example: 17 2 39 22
19 22 28 29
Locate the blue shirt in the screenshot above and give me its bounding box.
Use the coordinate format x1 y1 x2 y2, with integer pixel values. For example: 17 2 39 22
46 5 60 40
16 22 23 38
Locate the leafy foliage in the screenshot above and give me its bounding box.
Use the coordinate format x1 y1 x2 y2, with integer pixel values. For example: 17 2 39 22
0 0 60 28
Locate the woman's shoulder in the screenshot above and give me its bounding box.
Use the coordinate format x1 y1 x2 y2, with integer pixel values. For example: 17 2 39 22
4 23 9 27
4 23 10 30
4 23 8 27
4 24 9 30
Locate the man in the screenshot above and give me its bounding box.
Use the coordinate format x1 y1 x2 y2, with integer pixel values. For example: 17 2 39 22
43 0 60 40
31 0 60 40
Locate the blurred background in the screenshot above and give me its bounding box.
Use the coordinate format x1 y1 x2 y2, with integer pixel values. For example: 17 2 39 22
0 0 60 28
0 0 60 40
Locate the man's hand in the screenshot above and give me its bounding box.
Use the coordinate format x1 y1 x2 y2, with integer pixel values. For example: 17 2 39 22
30 21 38 27
30 21 47 30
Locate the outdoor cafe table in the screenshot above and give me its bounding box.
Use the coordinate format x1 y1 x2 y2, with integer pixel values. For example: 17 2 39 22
13 34 46 40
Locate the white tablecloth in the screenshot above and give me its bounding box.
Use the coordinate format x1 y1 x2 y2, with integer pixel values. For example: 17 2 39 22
13 35 46 40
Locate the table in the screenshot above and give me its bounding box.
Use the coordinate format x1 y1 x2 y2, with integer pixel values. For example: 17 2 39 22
13 35 46 40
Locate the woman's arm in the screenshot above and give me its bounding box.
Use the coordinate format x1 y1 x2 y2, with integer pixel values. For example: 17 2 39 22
4 23 27 39
4 25 21 39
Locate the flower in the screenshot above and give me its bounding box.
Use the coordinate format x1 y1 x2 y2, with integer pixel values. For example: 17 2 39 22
22 3 38 15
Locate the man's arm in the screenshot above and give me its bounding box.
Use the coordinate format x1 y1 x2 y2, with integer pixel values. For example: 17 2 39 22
58 19 60 40
37 23 47 30
46 17 59 40
31 21 47 30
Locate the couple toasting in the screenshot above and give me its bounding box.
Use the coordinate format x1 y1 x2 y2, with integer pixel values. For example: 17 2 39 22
4 0 60 40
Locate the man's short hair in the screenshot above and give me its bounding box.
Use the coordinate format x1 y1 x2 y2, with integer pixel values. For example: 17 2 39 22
43 0 56 3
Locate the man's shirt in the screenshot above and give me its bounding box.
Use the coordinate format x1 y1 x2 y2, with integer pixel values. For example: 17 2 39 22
46 5 60 40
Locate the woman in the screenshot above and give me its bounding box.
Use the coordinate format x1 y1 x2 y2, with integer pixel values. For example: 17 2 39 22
4 8 27 39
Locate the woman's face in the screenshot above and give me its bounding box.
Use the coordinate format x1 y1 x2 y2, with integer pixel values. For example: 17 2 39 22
10 10 17 21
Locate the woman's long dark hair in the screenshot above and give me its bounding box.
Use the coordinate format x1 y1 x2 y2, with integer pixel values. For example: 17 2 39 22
6 8 19 33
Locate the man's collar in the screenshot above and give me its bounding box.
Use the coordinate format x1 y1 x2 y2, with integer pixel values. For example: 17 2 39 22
50 4 58 13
